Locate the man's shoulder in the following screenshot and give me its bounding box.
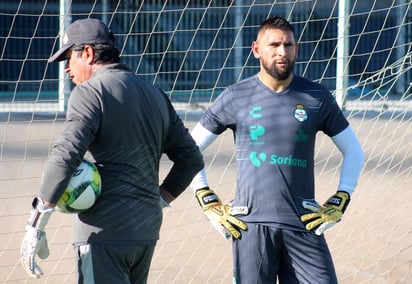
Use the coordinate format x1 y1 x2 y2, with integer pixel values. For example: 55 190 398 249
100 63 131 72
292 75 333 102
220 75 261 99
293 75 321 87
230 74 259 89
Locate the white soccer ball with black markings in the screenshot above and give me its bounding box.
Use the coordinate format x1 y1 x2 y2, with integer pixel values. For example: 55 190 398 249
57 160 101 213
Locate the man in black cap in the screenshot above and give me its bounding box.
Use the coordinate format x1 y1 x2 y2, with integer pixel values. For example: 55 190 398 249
20 18 204 283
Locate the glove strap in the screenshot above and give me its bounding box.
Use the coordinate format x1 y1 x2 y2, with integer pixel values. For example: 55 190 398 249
27 197 55 231
160 196 171 208
324 191 350 213
195 187 221 210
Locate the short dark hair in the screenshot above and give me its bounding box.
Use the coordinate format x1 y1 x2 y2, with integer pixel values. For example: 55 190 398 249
92 44 121 64
258 16 295 37
72 43 121 64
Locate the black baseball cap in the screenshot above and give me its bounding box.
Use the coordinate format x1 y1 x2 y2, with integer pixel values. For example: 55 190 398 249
48 18 115 63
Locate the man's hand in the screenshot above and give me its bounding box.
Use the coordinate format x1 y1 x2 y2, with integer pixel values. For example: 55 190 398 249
21 226 50 278
159 186 174 208
300 191 350 235
21 197 54 278
195 188 248 239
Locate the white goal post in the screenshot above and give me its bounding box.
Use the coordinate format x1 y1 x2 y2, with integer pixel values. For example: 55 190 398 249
1 1 411 283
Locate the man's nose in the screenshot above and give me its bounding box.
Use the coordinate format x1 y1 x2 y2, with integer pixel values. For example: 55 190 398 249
277 44 287 55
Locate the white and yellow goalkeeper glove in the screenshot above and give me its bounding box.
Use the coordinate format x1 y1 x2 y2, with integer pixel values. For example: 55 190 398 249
195 188 248 239
301 191 350 235
21 197 54 278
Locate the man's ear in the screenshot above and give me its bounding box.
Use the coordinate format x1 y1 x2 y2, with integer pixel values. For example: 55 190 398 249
83 45 95 64
251 41 260 59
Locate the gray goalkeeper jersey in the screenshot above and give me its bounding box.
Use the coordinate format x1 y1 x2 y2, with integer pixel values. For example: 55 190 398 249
39 64 203 244
200 74 348 230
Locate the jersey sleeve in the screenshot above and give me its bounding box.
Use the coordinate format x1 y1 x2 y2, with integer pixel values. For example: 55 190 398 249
319 91 349 137
200 87 236 135
39 85 101 203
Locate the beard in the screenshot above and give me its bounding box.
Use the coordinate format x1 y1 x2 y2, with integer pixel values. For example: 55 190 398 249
262 57 295 81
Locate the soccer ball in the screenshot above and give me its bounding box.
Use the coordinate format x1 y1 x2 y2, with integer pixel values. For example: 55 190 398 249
56 160 101 213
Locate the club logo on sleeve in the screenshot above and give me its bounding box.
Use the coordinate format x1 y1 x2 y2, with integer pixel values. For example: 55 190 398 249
294 104 308 122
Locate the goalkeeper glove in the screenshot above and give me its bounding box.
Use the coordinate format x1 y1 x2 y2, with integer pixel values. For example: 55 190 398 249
195 188 248 239
21 197 54 278
300 191 350 235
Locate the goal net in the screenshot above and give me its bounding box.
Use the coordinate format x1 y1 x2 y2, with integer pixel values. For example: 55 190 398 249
1 0 411 283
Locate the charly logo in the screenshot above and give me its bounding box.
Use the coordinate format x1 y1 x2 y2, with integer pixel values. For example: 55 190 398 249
249 106 262 118
250 124 265 141
250 152 267 168
294 104 308 122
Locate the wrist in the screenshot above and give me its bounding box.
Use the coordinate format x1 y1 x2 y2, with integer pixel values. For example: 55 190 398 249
159 186 175 204
326 191 350 213
337 190 350 197
195 188 221 209
195 186 210 191
27 197 55 231
160 196 171 208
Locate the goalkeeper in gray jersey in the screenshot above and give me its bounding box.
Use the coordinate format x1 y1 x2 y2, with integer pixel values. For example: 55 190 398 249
20 19 204 283
190 16 364 284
